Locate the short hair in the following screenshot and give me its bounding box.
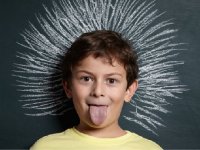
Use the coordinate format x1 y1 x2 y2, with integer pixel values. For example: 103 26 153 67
62 30 139 88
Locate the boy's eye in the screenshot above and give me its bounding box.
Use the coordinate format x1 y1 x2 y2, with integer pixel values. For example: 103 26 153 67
107 78 118 84
80 76 93 82
83 77 90 81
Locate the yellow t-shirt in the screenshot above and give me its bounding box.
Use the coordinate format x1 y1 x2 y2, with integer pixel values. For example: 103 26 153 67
30 128 162 150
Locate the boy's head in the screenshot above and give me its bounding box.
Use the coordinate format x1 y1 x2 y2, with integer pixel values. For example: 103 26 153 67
62 30 139 130
62 30 139 89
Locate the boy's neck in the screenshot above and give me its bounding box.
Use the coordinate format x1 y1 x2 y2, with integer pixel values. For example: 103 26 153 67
75 123 127 138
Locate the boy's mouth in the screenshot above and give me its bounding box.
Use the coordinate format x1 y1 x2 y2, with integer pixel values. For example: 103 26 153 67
88 104 108 125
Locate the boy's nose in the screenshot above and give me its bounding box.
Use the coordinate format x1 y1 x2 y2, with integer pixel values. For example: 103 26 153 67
90 80 105 97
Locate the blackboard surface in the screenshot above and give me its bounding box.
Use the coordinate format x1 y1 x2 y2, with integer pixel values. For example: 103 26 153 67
0 0 200 149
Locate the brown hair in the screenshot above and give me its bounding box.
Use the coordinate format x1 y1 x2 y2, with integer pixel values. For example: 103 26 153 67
62 30 139 88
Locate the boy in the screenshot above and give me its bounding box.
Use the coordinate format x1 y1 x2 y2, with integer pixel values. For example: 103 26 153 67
30 30 162 150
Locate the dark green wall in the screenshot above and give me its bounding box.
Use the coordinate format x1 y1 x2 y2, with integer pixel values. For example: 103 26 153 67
0 0 200 149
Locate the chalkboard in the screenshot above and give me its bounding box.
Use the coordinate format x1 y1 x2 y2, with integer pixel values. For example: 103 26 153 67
0 0 200 149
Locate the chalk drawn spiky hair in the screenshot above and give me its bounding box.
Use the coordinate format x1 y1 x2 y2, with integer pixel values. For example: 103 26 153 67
14 0 187 135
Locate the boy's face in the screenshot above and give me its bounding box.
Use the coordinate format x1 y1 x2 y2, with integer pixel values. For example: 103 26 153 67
63 55 138 131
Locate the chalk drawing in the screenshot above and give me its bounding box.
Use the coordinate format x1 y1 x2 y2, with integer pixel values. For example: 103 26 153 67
13 0 187 134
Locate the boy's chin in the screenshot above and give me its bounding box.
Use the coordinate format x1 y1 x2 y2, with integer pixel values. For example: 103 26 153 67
78 120 108 130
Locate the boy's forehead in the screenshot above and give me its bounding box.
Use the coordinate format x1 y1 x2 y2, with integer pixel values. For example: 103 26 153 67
73 55 126 74
75 54 123 67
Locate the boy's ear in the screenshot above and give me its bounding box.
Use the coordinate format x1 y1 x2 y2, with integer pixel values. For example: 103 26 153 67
62 80 72 99
124 80 138 103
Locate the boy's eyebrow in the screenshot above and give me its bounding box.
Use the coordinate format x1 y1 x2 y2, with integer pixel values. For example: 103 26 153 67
75 70 93 75
105 73 123 77
75 70 123 77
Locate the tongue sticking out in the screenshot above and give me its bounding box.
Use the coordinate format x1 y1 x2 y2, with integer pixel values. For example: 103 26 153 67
89 105 108 125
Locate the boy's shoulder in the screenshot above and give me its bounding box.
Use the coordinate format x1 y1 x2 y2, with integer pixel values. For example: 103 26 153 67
126 131 162 150
30 129 72 150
